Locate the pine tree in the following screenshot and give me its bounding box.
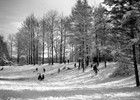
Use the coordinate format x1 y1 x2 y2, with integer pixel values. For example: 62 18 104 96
70 0 93 71
93 4 109 67
104 0 140 87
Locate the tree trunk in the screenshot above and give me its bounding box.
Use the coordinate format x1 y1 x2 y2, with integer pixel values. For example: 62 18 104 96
36 37 39 64
52 41 54 65
78 59 81 70
17 42 20 64
72 44 74 62
138 44 140 64
60 30 63 64
42 21 45 64
78 47 82 70
132 44 140 87
82 58 85 72
26 53 28 64
48 46 50 64
36 45 39 64
28 41 31 64
51 30 54 65
31 32 33 64
11 42 12 61
33 44 36 65
63 31 66 63
103 23 107 68
33 31 35 65
104 55 107 68
131 28 140 87
63 44 66 63
56 50 58 63
95 33 99 65
82 41 85 72
130 0 140 87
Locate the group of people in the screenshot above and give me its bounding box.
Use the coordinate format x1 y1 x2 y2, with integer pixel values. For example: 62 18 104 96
57 66 73 73
36 61 99 81
58 68 60 73
74 62 99 75
33 67 46 81
38 73 45 81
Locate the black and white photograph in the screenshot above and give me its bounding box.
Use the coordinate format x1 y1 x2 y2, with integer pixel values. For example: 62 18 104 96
0 0 140 100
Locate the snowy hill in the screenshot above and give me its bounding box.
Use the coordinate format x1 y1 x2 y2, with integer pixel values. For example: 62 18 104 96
0 62 139 100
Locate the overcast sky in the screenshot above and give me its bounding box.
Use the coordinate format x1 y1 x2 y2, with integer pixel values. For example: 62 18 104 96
0 0 103 39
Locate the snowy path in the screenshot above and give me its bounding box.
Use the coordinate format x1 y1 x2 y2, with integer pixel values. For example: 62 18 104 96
0 63 139 100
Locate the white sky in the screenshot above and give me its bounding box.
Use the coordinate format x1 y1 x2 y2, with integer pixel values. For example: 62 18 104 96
0 0 104 39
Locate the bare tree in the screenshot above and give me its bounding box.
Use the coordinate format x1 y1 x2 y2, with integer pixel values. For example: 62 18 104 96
54 36 60 63
40 19 46 64
8 34 14 61
23 14 39 65
45 10 59 65
58 16 65 63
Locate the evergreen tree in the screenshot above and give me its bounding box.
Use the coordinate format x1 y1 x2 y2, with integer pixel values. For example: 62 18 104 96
104 0 140 87
93 4 109 67
70 0 93 71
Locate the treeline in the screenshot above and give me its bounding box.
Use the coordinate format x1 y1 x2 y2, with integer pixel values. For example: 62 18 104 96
8 11 69 65
0 35 10 59
6 0 140 86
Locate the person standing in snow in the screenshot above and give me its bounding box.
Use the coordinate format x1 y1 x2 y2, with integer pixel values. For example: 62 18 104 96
43 68 46 73
67 59 70 64
38 73 41 81
74 63 76 68
58 68 60 73
93 63 99 75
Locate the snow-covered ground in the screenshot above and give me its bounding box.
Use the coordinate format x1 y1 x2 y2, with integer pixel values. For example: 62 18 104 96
0 62 139 100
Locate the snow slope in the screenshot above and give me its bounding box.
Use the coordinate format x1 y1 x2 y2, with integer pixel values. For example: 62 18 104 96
0 62 139 100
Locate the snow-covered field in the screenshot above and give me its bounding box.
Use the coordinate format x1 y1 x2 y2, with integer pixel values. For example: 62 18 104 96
0 62 139 100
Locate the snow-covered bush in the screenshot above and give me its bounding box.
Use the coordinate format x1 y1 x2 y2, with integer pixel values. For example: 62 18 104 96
110 63 134 77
